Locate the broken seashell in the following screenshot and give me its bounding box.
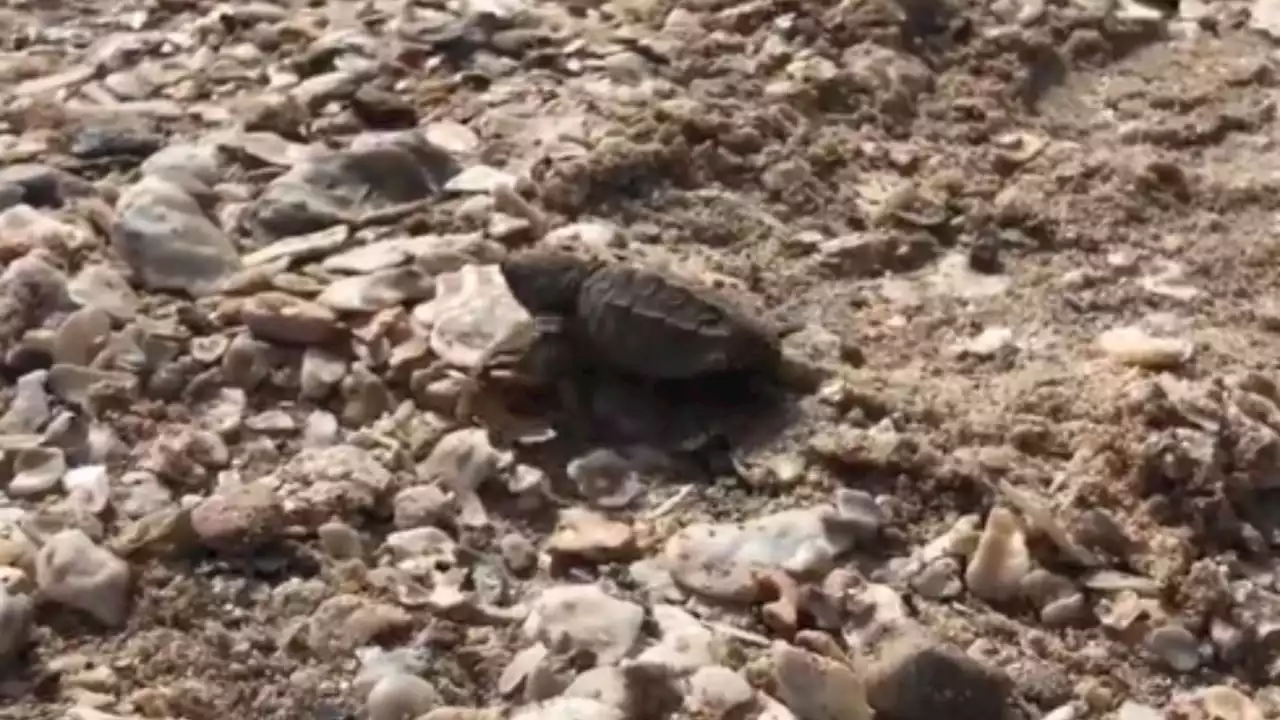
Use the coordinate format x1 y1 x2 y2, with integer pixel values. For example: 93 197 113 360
8 447 67 497
964 507 1031 602
997 479 1100 567
1080 569 1160 595
1098 326 1193 369
1200 685 1264 720
63 464 111 515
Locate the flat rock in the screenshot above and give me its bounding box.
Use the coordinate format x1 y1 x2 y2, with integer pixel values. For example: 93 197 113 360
322 238 417 273
317 266 434 313
1097 325 1192 369
523 584 644 664
9 447 66 496
65 708 147 720
445 164 517 193
247 131 459 240
139 142 224 187
322 233 499 275
546 508 638 563
664 507 854 602
68 265 139 321
111 175 241 296
242 224 350 267
241 291 344 345
35 529 131 627
209 129 319 168
424 121 480 155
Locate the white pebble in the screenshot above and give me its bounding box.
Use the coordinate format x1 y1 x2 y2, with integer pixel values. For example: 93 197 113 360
366 673 440 720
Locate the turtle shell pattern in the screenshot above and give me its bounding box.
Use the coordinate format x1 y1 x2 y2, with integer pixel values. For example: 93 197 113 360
573 263 781 380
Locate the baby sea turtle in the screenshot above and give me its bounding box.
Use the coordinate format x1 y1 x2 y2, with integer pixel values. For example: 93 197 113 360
498 249 783 381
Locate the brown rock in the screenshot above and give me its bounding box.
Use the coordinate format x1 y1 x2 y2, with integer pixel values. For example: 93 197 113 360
189 482 284 551
241 290 344 346
545 508 638 564
864 627 1015 720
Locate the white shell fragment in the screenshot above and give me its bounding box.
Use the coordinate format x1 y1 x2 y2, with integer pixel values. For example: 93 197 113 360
414 264 531 370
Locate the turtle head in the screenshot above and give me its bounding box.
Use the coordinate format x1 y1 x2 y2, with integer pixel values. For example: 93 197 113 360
499 249 599 316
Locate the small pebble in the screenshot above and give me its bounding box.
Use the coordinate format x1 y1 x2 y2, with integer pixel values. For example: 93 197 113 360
911 557 962 600
1146 623 1201 673
1098 326 1192 369
686 665 755 718
392 485 451 529
832 488 884 541
1040 593 1089 627
499 533 538 575
366 673 440 720
317 520 364 560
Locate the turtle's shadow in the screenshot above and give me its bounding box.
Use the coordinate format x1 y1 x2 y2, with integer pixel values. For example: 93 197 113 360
503 369 801 488
593 372 797 458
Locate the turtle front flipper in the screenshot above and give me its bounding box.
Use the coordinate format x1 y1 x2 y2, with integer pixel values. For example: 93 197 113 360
453 318 535 426
530 314 599 443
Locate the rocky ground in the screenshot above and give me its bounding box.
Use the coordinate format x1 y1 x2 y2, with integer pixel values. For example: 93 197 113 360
2 0 1280 718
